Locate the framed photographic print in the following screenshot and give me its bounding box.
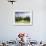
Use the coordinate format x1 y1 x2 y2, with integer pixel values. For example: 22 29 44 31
15 10 33 26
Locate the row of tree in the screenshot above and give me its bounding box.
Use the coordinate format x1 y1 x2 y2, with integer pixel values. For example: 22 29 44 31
15 16 30 22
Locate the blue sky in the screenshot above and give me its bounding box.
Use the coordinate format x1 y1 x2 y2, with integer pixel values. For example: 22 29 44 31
15 12 31 17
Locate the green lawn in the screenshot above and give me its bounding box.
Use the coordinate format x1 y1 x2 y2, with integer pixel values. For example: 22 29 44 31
16 20 30 23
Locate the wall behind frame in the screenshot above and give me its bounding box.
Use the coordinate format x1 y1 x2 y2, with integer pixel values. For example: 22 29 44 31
0 0 46 41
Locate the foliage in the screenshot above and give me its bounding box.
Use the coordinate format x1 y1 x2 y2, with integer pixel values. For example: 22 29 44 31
15 16 30 23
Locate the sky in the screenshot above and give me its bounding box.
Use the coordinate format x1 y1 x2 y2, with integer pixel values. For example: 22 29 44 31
15 12 32 18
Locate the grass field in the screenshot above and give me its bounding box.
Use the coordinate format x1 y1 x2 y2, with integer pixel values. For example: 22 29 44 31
16 20 30 23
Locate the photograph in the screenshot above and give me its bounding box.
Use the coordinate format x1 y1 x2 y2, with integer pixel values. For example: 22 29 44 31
15 11 33 25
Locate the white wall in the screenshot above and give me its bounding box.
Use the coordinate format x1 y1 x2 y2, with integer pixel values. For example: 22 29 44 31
0 0 46 41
